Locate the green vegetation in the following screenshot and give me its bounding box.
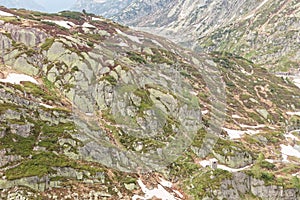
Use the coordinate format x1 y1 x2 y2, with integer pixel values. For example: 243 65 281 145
5 152 74 179
0 134 35 157
127 52 146 64
100 75 117 86
59 11 83 20
148 48 174 65
169 150 232 199
20 81 60 102
0 103 19 114
41 38 55 51
249 153 276 184
38 122 76 151
41 21 56 27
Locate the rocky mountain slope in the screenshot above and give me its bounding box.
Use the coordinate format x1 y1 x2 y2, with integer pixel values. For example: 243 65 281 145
112 0 261 44
198 0 300 71
79 0 299 72
0 7 300 200
74 0 263 45
72 0 134 17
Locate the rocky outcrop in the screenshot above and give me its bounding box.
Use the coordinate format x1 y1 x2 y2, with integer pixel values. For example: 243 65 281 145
3 23 47 47
214 172 300 200
198 0 300 70
0 150 21 168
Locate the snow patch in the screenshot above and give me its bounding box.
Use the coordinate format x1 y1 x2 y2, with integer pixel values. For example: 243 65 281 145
285 132 300 141
287 111 300 116
0 73 38 85
280 144 300 162
116 29 143 44
39 103 54 109
151 39 163 47
43 20 75 29
0 10 14 17
217 164 253 172
293 77 300 89
201 110 209 115
223 128 260 139
239 124 266 129
132 179 178 200
232 114 242 119
118 42 129 47
199 158 252 172
265 159 275 163
293 172 300 177
91 17 102 21
199 160 211 168
243 13 255 20
159 178 172 188
82 22 96 28
256 0 270 10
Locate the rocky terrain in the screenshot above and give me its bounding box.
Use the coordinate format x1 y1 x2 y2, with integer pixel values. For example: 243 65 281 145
0 6 300 200
72 0 134 18
198 0 300 71
76 0 299 72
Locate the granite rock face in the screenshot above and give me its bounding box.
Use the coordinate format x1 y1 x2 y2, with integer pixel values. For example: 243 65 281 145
215 173 300 200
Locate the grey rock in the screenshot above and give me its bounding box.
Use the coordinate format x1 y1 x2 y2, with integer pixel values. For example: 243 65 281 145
9 124 32 138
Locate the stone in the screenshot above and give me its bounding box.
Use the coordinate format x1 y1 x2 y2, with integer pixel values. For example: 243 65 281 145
12 57 39 76
124 183 135 191
10 124 32 138
257 109 269 119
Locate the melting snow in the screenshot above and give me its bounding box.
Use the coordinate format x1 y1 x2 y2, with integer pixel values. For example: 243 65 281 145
201 110 209 115
0 73 38 85
199 158 252 172
280 144 300 162
287 111 300 116
151 39 163 47
293 172 300 177
159 178 173 188
132 179 180 200
239 124 266 129
293 78 300 89
116 29 143 44
43 20 75 29
91 17 102 21
232 114 242 119
82 22 96 28
223 128 260 139
256 0 270 10
199 160 211 168
0 10 14 17
39 103 54 109
265 159 275 163
285 132 300 141
217 164 252 172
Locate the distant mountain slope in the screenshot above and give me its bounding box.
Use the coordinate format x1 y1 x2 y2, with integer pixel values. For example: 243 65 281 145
112 0 262 45
108 0 299 71
0 0 44 11
198 0 300 71
72 0 133 17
